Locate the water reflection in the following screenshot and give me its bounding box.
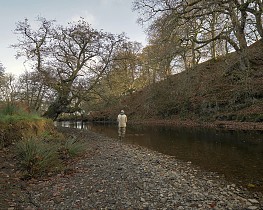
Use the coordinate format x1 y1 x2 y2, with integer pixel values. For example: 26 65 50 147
56 121 263 192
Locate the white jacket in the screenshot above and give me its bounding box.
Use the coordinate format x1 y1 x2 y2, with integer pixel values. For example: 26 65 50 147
117 114 127 127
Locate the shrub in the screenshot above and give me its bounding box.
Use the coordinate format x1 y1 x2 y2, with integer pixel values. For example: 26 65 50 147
16 138 62 178
0 103 41 123
255 114 263 122
1 103 17 115
59 137 86 160
15 136 87 178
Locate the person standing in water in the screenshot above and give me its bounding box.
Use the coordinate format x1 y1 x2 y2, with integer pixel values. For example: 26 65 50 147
117 110 127 140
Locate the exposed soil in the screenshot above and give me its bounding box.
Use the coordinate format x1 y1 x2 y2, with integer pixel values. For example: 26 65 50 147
1 127 262 209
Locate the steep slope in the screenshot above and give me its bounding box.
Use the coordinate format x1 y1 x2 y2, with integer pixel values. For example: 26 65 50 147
121 42 263 122
91 40 263 127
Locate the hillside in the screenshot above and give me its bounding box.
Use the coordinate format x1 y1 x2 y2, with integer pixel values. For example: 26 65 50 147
88 40 263 130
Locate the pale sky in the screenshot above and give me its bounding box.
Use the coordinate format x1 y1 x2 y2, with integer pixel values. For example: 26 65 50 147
0 0 147 75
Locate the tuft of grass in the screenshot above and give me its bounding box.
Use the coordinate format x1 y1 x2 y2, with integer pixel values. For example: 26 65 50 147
16 138 62 178
15 136 87 178
59 137 87 160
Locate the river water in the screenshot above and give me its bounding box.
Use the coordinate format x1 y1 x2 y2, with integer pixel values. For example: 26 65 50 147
56 121 263 192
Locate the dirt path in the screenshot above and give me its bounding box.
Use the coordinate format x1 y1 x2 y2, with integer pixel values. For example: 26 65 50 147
2 127 263 209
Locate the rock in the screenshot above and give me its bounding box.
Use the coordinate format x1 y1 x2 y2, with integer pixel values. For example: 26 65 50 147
140 197 146 202
160 198 167 203
248 199 259 204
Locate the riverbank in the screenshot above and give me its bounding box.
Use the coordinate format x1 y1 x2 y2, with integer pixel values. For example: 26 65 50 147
2 127 263 209
130 119 263 131
64 117 263 132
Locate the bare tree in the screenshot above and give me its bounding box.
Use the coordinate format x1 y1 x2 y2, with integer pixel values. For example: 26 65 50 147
82 41 144 109
0 73 17 103
133 0 263 71
16 71 50 112
0 62 5 90
0 62 4 75
13 17 128 119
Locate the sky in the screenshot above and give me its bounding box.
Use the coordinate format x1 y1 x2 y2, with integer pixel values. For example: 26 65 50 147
0 0 147 76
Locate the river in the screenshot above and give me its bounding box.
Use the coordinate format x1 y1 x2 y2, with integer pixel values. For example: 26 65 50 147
56 121 263 192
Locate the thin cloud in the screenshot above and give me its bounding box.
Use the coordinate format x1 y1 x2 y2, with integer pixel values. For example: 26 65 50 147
100 0 123 5
70 11 97 26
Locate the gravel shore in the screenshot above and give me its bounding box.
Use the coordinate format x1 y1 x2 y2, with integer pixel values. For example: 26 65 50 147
15 128 262 210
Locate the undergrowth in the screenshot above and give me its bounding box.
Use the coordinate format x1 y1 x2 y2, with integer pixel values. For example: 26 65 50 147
0 103 41 123
59 137 87 160
16 138 61 178
15 136 87 178
0 103 87 178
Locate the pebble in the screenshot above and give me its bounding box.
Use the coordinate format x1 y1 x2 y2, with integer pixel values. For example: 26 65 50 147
248 199 259 204
248 206 258 210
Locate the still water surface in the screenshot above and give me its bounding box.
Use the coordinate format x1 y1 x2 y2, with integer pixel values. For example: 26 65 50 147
57 121 263 192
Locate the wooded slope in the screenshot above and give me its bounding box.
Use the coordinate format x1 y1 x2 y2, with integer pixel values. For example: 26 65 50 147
90 41 263 124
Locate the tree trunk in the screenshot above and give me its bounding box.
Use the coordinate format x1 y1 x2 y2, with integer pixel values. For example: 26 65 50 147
42 94 70 120
211 12 217 59
42 102 61 120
